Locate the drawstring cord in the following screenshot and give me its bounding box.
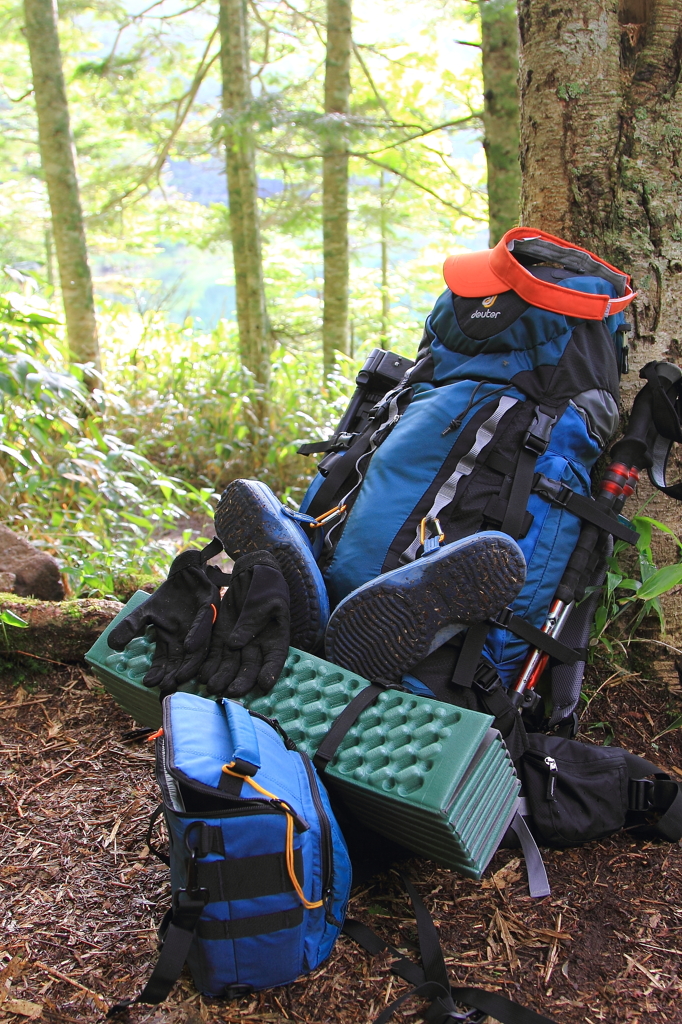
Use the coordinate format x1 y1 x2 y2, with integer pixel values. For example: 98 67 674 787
221 763 323 910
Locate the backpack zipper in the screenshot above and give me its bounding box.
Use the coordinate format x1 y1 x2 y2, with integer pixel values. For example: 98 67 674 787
525 750 559 801
301 754 340 926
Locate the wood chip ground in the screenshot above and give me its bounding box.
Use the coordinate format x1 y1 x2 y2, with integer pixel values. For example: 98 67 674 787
1 655 681 1023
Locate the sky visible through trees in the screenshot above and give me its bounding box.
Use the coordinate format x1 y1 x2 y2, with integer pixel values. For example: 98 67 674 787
1 0 488 345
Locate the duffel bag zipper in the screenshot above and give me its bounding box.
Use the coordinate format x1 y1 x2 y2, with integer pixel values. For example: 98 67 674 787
525 750 559 801
301 754 340 926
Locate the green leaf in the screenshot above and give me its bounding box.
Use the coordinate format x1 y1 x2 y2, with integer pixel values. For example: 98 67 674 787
606 572 622 596
655 713 682 739
635 563 682 601
0 444 29 467
633 515 682 548
0 609 28 628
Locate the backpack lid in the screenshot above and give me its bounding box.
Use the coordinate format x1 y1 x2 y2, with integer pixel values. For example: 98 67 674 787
443 227 636 321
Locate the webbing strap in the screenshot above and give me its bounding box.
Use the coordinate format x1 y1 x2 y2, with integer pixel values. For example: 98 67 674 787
623 751 682 841
313 684 385 772
196 906 303 940
491 610 581 665
649 432 682 500
107 896 207 1014
532 476 639 543
345 874 558 1024
509 813 550 898
194 849 302 902
307 387 411 523
402 396 518 563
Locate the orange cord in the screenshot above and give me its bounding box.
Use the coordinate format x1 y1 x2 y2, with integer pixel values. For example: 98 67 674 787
222 763 323 909
147 728 164 742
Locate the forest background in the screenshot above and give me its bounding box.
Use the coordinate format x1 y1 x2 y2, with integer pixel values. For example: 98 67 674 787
0 0 501 598
2 0 681 647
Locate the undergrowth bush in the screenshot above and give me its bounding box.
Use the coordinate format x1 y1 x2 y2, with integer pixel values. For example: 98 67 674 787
97 302 356 502
0 294 215 596
0 293 357 597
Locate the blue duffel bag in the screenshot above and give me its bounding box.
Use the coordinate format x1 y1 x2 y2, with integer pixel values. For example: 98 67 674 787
109 692 352 1011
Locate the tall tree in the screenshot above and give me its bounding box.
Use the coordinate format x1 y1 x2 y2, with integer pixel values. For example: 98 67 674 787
23 0 100 388
219 0 271 388
480 0 521 246
322 0 352 377
518 0 682 371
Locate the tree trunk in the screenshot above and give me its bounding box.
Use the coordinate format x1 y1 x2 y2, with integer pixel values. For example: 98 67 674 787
481 0 522 246
518 0 682 636
219 0 271 389
518 0 682 372
379 172 389 348
23 0 100 389
322 0 352 377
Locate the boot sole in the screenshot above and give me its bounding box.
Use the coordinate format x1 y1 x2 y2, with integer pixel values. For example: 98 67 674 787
214 479 329 652
324 533 526 684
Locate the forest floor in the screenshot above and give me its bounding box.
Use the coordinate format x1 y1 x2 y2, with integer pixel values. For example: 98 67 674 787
1 653 681 1024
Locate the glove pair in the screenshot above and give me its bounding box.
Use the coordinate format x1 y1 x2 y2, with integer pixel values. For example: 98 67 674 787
107 539 290 700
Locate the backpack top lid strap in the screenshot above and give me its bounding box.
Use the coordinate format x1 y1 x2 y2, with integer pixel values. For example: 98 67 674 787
443 226 636 321
163 692 261 788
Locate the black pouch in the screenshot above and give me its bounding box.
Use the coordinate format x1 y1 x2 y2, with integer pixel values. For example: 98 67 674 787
521 734 629 846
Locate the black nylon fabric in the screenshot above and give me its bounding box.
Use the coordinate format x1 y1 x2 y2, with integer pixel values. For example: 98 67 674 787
107 539 228 699
199 550 290 699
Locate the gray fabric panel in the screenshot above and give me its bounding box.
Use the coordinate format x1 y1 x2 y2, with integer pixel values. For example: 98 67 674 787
570 389 620 447
509 238 627 296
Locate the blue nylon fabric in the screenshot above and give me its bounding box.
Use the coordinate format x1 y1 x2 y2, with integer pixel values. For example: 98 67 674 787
222 700 261 770
483 404 601 685
162 693 352 996
324 380 525 606
428 276 622 385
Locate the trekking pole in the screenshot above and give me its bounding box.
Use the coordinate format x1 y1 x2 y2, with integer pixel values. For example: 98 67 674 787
509 383 655 708
509 461 633 707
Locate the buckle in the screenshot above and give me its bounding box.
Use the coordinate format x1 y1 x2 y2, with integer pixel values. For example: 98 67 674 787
534 474 571 508
491 606 513 629
473 662 501 693
524 409 557 455
629 778 655 812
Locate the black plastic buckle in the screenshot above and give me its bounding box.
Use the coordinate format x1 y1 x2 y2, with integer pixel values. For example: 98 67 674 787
472 661 501 693
524 409 558 456
629 778 655 812
534 473 572 508
490 606 513 629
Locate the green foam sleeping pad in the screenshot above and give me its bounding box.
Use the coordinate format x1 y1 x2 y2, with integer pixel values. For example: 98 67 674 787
86 591 521 878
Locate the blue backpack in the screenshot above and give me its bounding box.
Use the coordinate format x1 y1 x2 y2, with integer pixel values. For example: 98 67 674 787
110 692 351 1010
299 233 639 748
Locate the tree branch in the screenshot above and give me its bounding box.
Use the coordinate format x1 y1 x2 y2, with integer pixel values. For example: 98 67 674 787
352 153 486 219
93 28 220 217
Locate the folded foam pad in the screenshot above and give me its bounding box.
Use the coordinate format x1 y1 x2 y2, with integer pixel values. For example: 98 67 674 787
86 592 520 878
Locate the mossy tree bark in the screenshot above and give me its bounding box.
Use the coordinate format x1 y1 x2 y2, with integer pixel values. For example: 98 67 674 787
518 0 682 373
219 0 271 389
23 0 100 390
322 0 352 377
481 0 522 246
519 0 682 640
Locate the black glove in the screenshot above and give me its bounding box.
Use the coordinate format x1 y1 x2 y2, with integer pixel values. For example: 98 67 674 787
199 550 290 699
107 539 229 698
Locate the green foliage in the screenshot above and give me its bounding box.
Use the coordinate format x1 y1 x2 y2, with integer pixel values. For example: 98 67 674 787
0 294 215 597
97 301 355 501
591 515 682 656
0 609 28 627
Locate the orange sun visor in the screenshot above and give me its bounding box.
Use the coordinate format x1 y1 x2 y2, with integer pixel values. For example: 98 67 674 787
443 227 636 321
